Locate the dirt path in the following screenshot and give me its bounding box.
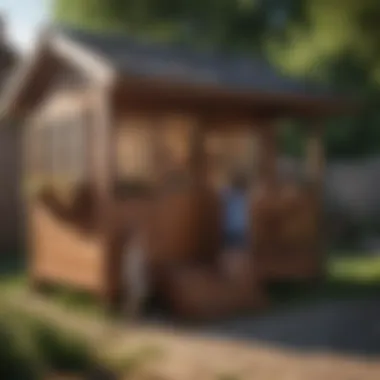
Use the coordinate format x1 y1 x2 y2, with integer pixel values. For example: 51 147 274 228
2 288 380 380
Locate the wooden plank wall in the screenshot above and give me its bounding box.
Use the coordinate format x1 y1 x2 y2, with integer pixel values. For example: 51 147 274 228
115 113 257 186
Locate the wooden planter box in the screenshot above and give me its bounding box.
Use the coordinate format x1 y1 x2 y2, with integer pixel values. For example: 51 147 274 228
29 203 105 296
162 254 268 320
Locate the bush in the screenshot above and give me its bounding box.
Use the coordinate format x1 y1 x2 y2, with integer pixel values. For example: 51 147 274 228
0 314 42 380
0 310 96 379
30 320 96 373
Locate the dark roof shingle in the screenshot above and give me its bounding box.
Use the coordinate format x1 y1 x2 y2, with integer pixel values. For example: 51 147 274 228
58 26 338 99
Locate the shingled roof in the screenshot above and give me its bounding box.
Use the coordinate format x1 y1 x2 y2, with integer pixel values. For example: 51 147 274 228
0 24 358 118
58 25 337 99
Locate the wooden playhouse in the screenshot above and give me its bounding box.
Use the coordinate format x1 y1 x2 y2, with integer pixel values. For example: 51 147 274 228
0 25 357 319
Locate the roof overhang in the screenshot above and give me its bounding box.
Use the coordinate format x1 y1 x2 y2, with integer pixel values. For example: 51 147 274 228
114 74 361 120
0 26 362 122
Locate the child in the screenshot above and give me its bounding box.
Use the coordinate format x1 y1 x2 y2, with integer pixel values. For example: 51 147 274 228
221 172 249 250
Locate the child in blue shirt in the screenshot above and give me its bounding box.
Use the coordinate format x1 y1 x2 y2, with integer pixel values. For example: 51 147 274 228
221 173 249 249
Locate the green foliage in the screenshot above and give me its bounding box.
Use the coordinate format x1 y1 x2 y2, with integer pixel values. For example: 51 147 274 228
0 310 96 379
0 323 41 380
331 256 380 283
53 0 129 32
30 320 95 373
104 345 165 376
269 0 380 80
53 0 271 52
269 0 380 158
0 305 161 378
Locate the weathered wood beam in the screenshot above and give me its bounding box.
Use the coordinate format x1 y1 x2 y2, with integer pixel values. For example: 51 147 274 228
255 120 278 187
305 121 326 277
149 115 169 185
91 84 119 308
305 122 325 194
189 116 207 187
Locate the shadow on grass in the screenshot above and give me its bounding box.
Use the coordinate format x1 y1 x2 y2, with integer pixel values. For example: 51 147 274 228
268 278 380 308
2 251 380 358
198 277 380 358
0 303 166 380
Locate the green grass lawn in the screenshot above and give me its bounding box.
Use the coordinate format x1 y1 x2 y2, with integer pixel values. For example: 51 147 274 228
0 304 162 379
0 307 98 379
268 253 380 306
329 254 380 282
0 253 101 314
0 251 379 378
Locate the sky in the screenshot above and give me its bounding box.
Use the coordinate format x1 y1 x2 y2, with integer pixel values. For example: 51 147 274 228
0 0 49 51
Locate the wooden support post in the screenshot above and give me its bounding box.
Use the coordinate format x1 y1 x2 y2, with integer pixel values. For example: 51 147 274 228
255 120 278 188
305 123 325 195
150 116 168 185
83 109 92 183
92 85 118 309
189 117 207 187
22 117 39 291
248 128 259 182
250 120 278 266
92 87 115 219
305 122 326 277
184 116 207 260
